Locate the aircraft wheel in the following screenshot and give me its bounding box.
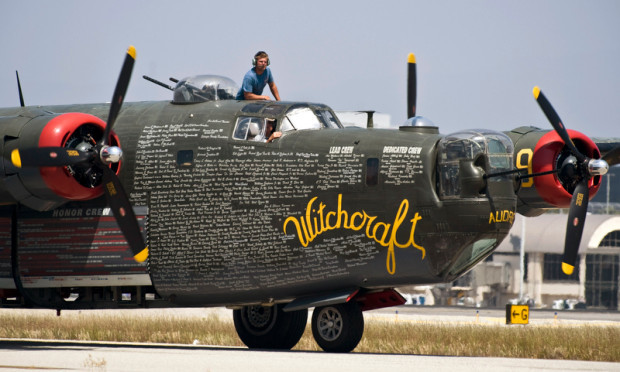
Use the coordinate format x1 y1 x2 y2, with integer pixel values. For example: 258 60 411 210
233 304 307 350
311 302 364 353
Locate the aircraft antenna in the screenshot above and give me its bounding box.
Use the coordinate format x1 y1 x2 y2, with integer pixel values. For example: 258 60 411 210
362 110 374 128
15 71 25 107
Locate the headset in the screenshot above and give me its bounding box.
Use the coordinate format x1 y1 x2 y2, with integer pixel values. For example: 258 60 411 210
252 51 270 66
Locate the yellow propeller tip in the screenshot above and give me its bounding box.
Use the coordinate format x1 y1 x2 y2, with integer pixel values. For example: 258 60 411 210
408 53 416 64
11 149 22 168
533 86 540 99
127 45 136 59
562 262 574 276
134 246 149 262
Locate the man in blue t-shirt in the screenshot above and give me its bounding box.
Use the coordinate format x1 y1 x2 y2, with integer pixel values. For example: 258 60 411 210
235 51 281 101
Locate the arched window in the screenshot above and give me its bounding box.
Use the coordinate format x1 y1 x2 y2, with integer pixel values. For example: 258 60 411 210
599 231 620 247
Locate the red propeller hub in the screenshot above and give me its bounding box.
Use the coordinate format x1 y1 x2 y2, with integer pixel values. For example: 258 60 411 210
532 129 601 207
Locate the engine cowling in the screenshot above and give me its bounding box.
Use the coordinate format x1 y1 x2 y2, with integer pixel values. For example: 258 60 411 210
508 126 601 216
2 111 120 211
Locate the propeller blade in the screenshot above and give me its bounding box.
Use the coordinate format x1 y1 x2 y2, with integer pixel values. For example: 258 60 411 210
11 147 92 168
101 166 148 262
602 146 620 166
98 46 146 262
562 178 589 275
102 45 136 145
533 87 586 163
407 53 417 118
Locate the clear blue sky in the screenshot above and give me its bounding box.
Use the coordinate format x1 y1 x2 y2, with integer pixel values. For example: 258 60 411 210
1 0 619 138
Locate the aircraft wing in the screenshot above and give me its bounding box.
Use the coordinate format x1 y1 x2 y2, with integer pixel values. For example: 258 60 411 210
593 138 620 159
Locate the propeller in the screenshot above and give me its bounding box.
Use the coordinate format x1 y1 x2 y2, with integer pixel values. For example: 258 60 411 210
407 53 417 118
532 86 611 275
11 46 148 263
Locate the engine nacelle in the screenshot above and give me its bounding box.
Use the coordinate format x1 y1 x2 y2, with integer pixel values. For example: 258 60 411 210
507 126 601 216
1 110 120 211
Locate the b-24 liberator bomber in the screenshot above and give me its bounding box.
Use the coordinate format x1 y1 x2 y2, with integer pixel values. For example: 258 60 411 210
0 47 618 352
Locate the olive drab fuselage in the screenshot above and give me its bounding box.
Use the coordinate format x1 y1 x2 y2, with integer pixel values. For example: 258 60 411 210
0 99 519 307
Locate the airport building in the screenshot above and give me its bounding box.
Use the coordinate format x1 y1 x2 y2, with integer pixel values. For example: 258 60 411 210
451 212 620 310
406 167 620 310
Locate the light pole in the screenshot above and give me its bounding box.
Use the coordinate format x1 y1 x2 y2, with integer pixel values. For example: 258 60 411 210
606 172 615 214
519 216 525 303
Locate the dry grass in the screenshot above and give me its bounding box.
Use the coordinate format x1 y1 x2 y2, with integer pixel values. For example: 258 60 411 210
1 310 618 361
0 311 243 346
356 320 620 361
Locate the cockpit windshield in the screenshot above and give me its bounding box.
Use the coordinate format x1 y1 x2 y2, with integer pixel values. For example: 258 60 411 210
280 107 321 131
280 107 343 132
317 109 341 129
173 75 239 103
437 130 513 199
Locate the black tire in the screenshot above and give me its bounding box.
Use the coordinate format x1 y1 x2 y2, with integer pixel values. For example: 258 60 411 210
311 302 364 353
233 304 308 350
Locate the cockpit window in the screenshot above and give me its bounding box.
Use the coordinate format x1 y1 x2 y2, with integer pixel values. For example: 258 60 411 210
282 107 322 131
234 117 264 141
262 104 287 116
317 110 341 128
173 75 238 104
437 130 513 199
280 116 295 132
280 107 343 132
233 116 279 142
487 137 512 170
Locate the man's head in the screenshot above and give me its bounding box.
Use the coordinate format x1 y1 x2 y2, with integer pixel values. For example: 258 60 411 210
253 51 270 70
265 119 276 135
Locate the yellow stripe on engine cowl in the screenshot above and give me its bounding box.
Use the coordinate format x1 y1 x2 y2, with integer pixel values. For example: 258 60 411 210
11 149 22 168
134 246 149 262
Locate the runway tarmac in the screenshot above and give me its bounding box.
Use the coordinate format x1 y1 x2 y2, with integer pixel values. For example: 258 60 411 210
1 339 618 372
